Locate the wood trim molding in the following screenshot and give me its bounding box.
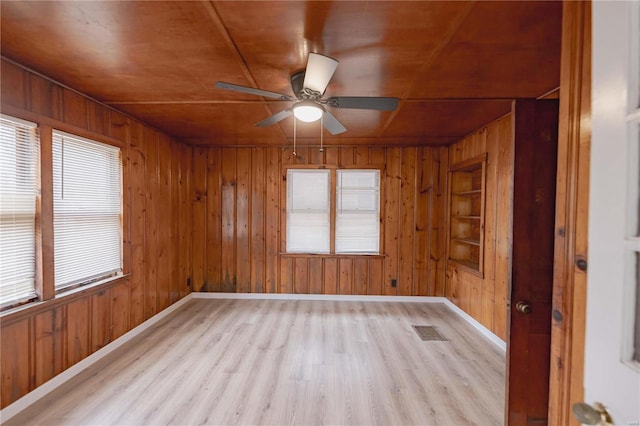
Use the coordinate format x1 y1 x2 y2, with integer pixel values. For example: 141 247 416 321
36 125 55 301
0 104 128 149
548 1 591 425
0 275 130 326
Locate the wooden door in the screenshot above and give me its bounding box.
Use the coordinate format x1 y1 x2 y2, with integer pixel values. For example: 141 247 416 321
505 99 559 425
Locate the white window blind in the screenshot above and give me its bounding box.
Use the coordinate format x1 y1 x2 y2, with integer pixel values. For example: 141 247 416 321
335 170 380 254
0 115 39 306
52 131 122 290
286 169 330 253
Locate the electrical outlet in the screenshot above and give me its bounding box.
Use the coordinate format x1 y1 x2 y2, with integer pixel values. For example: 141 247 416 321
391 279 397 288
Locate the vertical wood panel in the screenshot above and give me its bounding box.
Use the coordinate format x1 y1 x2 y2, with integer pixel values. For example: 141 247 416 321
87 101 108 136
431 147 449 297
236 148 251 293
324 146 338 165
399 147 416 296
280 257 293 294
494 116 514 340
251 148 266 293
370 147 385 165
62 89 88 130
355 146 369 166
1 62 26 109
111 282 130 340
294 258 309 294
339 258 353 295
170 141 181 303
323 258 338 295
33 308 63 387
192 147 208 292
482 121 501 331
340 147 355 166
280 147 296 254
221 148 237 292
108 110 128 143
310 146 324 165
353 258 368 295
128 122 146 327
157 135 172 310
206 147 221 292
91 290 111 352
384 148 401 295
143 129 159 318
265 148 280 293
28 74 53 118
414 147 431 296
309 258 323 294
66 298 90 368
179 144 193 297
1 320 30 406
368 258 383 295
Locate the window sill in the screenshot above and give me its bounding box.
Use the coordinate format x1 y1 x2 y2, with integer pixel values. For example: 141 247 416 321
0 274 130 325
280 253 385 258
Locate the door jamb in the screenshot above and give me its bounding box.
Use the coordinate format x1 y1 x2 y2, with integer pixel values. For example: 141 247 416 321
548 1 591 425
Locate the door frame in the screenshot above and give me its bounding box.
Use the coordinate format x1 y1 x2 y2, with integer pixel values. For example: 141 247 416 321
547 1 591 425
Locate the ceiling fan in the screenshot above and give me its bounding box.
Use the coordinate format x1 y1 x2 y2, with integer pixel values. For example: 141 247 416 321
216 53 399 135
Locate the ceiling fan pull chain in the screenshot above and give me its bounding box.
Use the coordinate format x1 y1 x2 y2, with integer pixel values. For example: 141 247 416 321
293 116 297 157
319 115 324 152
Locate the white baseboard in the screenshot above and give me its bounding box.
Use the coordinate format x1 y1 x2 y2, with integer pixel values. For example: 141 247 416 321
0 293 195 423
443 299 507 352
1 292 505 422
191 292 448 303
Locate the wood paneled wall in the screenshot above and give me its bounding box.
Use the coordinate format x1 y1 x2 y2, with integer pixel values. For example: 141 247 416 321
446 114 513 341
191 145 448 297
0 59 192 408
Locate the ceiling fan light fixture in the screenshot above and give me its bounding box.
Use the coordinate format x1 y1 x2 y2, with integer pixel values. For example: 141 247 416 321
293 101 324 122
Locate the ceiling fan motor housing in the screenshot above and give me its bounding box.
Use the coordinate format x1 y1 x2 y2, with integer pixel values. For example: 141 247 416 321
290 71 321 100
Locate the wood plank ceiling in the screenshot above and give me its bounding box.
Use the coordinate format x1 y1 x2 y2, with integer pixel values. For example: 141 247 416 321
0 1 562 147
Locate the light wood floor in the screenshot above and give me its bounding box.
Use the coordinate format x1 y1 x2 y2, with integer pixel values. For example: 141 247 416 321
7 299 505 426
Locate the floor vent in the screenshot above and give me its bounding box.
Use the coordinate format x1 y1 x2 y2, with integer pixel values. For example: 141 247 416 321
412 325 448 341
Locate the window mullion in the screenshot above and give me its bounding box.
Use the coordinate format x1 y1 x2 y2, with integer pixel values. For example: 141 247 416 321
330 169 336 254
36 125 55 301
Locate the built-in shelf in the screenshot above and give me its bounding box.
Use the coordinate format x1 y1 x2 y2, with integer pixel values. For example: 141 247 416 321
452 237 481 246
447 154 487 275
452 189 482 195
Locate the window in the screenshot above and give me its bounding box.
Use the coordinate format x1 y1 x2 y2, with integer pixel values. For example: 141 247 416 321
335 170 380 253
286 169 330 253
52 131 122 290
286 168 380 254
0 115 39 307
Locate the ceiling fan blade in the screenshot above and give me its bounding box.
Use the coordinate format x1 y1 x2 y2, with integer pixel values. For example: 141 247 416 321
322 111 347 135
303 53 339 95
255 108 293 127
216 81 293 101
326 96 399 111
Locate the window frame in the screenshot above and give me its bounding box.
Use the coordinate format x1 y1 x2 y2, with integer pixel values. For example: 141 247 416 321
51 129 124 292
283 164 383 256
0 112 128 313
0 114 40 309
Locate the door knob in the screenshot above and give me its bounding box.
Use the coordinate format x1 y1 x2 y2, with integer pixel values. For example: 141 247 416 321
515 301 532 314
572 402 613 425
